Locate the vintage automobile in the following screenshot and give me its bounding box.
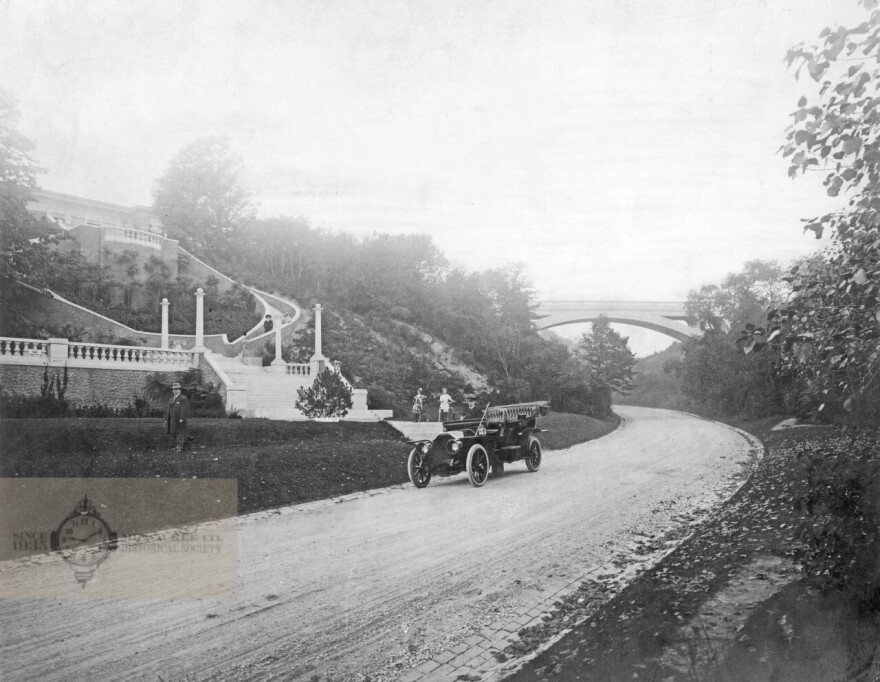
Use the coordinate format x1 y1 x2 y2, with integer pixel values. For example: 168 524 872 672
406 401 549 488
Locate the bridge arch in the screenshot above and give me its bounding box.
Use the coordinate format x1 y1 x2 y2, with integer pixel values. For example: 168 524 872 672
534 301 699 343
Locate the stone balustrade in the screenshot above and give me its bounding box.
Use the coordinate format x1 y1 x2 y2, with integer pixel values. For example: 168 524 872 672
67 342 195 367
0 337 198 370
104 226 162 250
0 338 48 359
285 363 312 377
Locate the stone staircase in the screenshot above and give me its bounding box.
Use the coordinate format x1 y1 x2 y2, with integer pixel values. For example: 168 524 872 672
213 356 311 420
212 354 392 421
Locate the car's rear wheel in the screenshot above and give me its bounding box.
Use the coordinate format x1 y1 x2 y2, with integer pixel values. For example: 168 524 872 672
525 437 542 472
407 448 432 488
466 445 489 487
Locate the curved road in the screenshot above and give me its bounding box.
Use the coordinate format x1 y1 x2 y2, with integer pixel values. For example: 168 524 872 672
0 407 755 681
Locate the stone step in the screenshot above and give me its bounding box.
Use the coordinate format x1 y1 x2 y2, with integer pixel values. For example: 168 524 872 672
249 407 390 422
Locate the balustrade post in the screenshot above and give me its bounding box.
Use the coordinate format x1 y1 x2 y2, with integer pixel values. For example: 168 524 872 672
47 338 69 366
161 298 170 349
193 288 207 353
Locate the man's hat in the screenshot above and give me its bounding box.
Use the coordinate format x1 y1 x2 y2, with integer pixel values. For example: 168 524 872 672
171 382 181 389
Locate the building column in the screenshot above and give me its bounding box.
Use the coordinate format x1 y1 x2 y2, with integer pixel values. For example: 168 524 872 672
160 298 170 349
193 288 206 353
270 313 285 367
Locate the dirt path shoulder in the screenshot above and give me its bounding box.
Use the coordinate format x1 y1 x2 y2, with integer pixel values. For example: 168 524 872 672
509 420 880 682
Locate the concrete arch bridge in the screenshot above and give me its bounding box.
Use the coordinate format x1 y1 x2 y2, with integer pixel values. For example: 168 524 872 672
534 300 699 342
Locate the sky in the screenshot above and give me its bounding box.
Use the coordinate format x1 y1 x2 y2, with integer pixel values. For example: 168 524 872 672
0 0 868 355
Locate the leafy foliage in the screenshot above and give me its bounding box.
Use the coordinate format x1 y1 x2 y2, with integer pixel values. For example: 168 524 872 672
687 261 790 334
744 248 880 423
295 367 354 419
149 153 619 420
669 331 788 418
577 316 636 395
741 1 880 424
654 261 795 418
795 432 880 607
0 89 59 312
154 136 254 260
23 248 261 339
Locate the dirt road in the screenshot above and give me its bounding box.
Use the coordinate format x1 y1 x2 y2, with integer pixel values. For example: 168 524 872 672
0 407 754 681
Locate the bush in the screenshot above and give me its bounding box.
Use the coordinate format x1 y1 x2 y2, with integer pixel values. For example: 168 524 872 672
295 367 353 418
0 391 165 419
795 431 880 610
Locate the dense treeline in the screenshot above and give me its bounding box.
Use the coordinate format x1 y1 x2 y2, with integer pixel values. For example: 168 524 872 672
1 103 631 419
197 216 623 417
148 140 632 416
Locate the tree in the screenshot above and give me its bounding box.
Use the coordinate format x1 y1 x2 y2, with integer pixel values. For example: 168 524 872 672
577 316 636 395
0 89 52 283
153 136 254 259
686 260 790 333
740 0 880 423
0 89 60 334
480 264 536 393
295 367 354 419
667 261 794 418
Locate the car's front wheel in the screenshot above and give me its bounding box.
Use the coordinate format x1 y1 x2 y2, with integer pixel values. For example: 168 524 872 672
466 444 489 487
408 448 432 488
525 436 542 472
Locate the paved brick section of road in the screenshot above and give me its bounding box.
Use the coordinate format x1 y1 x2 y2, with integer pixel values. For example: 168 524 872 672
389 564 647 681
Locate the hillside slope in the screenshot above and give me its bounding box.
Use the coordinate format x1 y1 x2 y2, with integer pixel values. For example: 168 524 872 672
278 308 492 418
616 342 686 410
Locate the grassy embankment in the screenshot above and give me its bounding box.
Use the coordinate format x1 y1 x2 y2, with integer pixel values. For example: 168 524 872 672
0 411 616 519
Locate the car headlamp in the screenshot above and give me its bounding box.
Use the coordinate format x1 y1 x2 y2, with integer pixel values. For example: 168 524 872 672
419 442 430 454
449 440 461 453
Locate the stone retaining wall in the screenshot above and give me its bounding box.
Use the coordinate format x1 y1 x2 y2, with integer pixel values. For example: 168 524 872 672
0 364 187 409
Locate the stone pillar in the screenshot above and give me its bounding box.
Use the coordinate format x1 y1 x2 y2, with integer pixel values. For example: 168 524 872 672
270 313 285 367
313 304 323 358
47 338 70 366
193 288 206 352
310 303 327 376
160 298 170 349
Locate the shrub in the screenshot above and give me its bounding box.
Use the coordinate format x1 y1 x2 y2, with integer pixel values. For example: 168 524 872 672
795 432 880 610
295 367 353 419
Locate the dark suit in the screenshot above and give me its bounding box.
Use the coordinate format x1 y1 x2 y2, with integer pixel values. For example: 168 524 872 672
165 393 190 451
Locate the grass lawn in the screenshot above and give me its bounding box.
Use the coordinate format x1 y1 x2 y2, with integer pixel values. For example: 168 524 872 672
0 410 617 523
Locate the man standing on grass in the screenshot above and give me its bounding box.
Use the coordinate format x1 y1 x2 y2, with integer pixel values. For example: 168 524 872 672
166 382 190 453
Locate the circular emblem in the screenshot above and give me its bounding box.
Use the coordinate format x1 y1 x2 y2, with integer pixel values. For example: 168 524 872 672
50 496 117 587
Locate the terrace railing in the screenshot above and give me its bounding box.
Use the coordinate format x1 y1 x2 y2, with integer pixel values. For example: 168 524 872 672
0 337 198 370
285 363 312 377
67 342 195 367
0 338 48 359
